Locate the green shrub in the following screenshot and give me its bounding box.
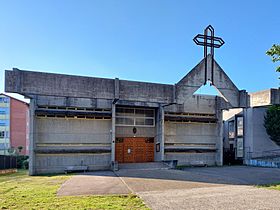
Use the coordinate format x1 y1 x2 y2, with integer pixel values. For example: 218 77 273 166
264 105 280 146
16 155 29 169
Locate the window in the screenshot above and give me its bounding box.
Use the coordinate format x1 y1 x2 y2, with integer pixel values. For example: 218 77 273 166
0 131 4 138
236 116 243 137
228 121 234 139
236 138 244 158
0 107 9 115
0 120 7 126
0 97 9 103
116 107 155 127
0 131 8 138
0 143 9 149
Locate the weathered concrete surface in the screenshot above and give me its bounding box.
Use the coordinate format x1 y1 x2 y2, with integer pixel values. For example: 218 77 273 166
245 107 280 156
119 162 170 170
116 166 280 193
116 166 280 210
5 56 246 175
175 55 242 107
34 117 112 174
115 168 222 192
183 166 280 185
57 166 280 209
57 171 130 196
249 88 280 107
140 185 280 210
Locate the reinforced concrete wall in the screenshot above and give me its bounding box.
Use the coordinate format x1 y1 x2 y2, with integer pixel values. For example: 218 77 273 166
244 107 280 158
249 89 280 107
34 117 111 174
165 95 217 114
5 69 174 104
36 118 111 144
164 121 218 166
5 56 244 172
35 154 111 174
164 153 216 166
165 122 218 144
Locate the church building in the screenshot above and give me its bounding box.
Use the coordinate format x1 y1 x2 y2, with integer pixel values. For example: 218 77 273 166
5 54 248 175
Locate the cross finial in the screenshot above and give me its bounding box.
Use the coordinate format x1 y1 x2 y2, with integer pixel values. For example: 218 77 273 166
193 25 225 85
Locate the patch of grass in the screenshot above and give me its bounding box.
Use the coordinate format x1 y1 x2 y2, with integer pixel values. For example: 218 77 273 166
175 165 191 170
0 170 148 210
258 183 280 191
175 165 209 170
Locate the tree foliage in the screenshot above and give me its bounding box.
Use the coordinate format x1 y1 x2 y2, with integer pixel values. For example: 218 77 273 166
266 44 280 72
264 105 280 146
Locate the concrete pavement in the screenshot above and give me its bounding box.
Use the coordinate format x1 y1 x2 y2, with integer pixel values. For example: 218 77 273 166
57 171 131 196
57 165 280 209
139 185 280 210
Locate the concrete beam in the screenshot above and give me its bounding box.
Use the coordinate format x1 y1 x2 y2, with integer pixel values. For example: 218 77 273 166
176 55 243 108
249 88 280 107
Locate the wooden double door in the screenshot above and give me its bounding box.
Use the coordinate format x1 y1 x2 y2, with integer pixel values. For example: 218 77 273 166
115 137 154 163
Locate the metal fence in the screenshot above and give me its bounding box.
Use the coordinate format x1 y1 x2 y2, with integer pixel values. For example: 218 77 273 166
0 155 17 170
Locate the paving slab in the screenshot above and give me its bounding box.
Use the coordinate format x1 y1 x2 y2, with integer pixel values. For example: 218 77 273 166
57 171 130 196
115 165 280 210
184 165 280 185
115 168 224 192
119 162 169 170
57 165 280 209
139 185 280 210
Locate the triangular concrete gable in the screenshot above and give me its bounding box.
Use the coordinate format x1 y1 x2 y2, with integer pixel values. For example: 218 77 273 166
176 55 242 107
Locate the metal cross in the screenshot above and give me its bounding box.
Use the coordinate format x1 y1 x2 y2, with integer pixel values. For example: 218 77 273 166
193 25 224 85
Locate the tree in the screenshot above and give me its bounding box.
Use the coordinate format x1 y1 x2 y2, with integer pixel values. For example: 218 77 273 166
264 45 280 146
266 44 280 73
264 105 280 146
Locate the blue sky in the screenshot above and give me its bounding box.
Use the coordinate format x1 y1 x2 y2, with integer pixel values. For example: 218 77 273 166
0 0 279 100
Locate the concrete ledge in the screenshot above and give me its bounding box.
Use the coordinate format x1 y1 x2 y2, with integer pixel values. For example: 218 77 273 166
164 148 216 153
35 165 111 175
35 148 111 154
64 165 89 174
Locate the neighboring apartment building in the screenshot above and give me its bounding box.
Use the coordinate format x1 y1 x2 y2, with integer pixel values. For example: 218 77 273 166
0 93 29 155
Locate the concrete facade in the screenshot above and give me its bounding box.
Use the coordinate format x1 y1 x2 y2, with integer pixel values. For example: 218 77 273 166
223 89 280 163
5 56 247 174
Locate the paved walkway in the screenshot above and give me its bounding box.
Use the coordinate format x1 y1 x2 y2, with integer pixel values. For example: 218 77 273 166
57 171 130 196
140 185 280 210
58 165 280 209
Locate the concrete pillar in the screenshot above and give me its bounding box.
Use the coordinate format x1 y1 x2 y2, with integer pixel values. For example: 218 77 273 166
160 106 165 161
156 105 165 161
111 103 116 163
29 98 36 175
114 78 120 99
215 97 223 166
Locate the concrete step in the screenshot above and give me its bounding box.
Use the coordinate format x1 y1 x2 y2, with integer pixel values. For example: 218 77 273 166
118 162 170 170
